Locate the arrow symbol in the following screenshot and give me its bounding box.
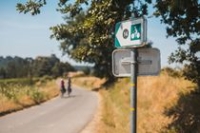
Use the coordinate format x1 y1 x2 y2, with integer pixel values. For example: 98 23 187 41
115 20 142 48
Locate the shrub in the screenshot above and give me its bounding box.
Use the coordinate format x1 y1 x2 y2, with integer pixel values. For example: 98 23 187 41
29 88 45 104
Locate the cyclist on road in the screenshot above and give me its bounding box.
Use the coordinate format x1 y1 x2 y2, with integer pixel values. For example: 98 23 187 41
66 75 72 96
60 78 66 98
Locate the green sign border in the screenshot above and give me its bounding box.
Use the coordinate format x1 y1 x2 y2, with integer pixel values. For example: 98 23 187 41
114 22 121 48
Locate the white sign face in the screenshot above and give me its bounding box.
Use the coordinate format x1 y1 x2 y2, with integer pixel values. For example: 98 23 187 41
115 17 147 48
138 48 161 76
112 49 132 77
112 48 160 77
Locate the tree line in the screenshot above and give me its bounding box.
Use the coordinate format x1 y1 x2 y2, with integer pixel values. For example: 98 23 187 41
0 54 75 79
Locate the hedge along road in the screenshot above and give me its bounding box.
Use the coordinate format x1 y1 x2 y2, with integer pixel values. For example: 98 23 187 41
0 88 98 133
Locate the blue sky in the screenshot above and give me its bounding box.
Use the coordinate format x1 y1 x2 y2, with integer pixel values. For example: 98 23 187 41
0 0 79 64
0 0 179 67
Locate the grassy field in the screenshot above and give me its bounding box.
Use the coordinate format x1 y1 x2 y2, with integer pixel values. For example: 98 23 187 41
1 72 200 132
0 77 59 116
72 72 200 133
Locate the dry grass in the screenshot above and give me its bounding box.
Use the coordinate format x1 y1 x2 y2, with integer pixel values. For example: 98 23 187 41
2 72 198 132
0 80 59 116
72 76 106 90
98 78 130 133
137 74 194 133
94 73 196 133
40 81 60 98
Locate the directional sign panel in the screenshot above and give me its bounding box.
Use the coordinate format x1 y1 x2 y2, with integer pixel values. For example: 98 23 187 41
112 49 132 77
115 17 147 48
112 48 160 77
138 48 161 76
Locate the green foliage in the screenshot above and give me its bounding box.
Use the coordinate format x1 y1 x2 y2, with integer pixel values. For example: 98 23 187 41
0 85 19 101
16 0 47 15
0 79 32 103
16 0 151 79
0 67 6 78
168 44 200 90
15 0 200 85
82 67 91 75
154 0 200 44
164 89 200 133
50 0 151 78
0 78 37 87
0 54 75 79
0 78 60 116
0 78 46 104
161 67 181 78
155 0 200 89
29 88 45 104
182 62 200 86
100 78 130 133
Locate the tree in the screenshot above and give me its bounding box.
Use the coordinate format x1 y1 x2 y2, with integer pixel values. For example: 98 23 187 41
31 54 75 77
51 62 75 78
6 61 17 78
0 56 31 78
16 0 152 80
32 55 60 77
154 0 200 91
0 67 6 79
0 55 74 78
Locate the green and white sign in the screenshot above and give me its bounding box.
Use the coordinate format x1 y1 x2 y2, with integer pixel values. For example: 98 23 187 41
115 17 147 48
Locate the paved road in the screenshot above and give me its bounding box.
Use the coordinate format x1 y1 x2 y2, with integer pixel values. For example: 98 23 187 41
0 88 98 133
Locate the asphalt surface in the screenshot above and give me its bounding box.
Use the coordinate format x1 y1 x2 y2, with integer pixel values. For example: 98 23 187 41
0 88 98 133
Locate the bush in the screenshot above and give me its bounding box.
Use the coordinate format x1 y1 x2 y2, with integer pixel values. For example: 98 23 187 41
29 88 45 104
161 67 181 78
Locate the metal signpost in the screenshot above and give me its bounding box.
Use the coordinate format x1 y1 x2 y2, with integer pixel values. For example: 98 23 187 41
130 49 137 133
112 17 161 133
